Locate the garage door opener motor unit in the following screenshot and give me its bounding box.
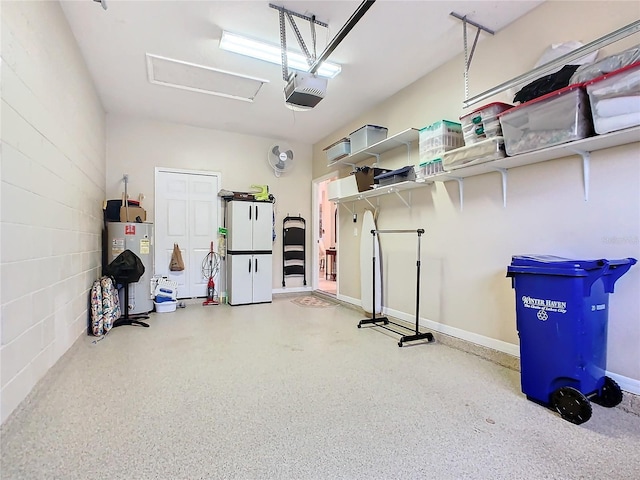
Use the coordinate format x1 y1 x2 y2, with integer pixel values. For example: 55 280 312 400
284 72 327 110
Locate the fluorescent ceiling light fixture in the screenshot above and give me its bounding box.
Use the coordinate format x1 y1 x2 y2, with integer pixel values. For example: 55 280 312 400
219 31 342 79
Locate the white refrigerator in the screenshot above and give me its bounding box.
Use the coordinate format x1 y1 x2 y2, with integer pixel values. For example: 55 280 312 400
106 222 154 314
226 200 273 305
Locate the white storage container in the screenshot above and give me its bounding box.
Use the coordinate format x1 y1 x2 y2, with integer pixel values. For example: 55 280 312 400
460 102 513 145
327 175 359 201
585 62 640 134
324 138 351 163
349 125 388 153
155 300 177 313
419 120 464 163
442 137 506 170
499 84 593 156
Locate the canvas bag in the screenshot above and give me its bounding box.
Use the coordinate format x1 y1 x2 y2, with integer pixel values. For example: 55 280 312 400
170 243 185 271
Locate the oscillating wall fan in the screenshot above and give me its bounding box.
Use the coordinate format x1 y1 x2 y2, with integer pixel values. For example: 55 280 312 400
268 144 294 177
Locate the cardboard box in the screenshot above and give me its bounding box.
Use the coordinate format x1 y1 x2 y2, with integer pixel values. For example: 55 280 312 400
354 167 392 192
120 206 147 222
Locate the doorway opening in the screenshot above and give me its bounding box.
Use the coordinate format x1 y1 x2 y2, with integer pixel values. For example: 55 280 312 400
313 173 338 296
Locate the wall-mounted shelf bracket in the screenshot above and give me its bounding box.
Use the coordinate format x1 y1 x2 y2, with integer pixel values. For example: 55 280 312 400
492 168 508 207
366 141 412 165
342 162 357 170
450 12 495 101
360 195 378 209
439 167 507 209
393 189 412 209
568 148 591 201
402 141 413 164
368 153 381 165
337 201 355 215
439 175 465 211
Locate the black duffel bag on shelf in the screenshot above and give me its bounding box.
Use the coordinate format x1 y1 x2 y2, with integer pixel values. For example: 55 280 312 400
513 64 581 104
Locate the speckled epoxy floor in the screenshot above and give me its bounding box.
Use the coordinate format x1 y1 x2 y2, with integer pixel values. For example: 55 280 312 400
2 295 640 480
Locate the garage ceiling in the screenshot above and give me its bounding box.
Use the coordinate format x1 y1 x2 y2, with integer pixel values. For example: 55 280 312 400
60 0 544 145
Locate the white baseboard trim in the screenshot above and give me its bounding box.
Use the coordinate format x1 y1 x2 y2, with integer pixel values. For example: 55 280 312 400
336 294 361 306
382 306 521 358
606 372 640 395
335 295 639 396
272 286 313 294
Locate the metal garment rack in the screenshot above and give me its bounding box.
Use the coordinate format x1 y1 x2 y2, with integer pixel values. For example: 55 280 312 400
358 229 434 347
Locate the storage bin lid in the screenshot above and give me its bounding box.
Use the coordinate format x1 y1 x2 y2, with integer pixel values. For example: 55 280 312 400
507 254 637 277
420 119 461 131
374 165 413 180
583 60 640 87
323 137 350 150
460 102 513 120
349 124 388 135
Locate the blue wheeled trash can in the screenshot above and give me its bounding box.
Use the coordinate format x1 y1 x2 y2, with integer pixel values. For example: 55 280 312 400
507 255 637 425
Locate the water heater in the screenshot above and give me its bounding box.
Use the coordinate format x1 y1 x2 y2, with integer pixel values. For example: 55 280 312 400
106 222 154 314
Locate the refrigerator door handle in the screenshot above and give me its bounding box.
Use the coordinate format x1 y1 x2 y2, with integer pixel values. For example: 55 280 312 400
248 258 252 273
255 258 258 272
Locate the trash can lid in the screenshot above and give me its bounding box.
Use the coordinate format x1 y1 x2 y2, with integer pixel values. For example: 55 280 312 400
511 255 607 269
508 255 608 277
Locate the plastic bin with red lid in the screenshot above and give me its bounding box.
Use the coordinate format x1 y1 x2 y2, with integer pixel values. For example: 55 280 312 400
584 61 640 134
460 102 513 145
498 84 593 156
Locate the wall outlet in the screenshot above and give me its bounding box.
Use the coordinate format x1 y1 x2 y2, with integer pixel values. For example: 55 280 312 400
354 227 358 237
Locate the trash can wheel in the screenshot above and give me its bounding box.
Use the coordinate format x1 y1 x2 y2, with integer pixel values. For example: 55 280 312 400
551 387 592 425
591 376 623 408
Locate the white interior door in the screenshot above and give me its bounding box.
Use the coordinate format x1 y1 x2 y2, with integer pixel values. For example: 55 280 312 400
155 169 220 298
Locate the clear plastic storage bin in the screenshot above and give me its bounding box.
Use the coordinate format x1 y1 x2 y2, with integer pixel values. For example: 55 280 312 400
327 176 359 200
419 120 464 162
422 158 444 177
374 166 416 186
499 84 593 156
324 138 351 163
442 137 506 170
460 102 512 145
585 62 640 134
349 125 388 153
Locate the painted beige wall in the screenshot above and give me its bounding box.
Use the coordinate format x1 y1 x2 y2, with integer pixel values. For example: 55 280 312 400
313 2 640 385
106 114 313 291
1 1 106 422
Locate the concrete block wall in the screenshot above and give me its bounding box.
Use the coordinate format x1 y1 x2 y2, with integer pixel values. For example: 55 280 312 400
1 1 106 423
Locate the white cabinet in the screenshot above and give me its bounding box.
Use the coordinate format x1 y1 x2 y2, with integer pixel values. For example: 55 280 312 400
226 200 273 305
227 253 272 305
227 201 272 251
